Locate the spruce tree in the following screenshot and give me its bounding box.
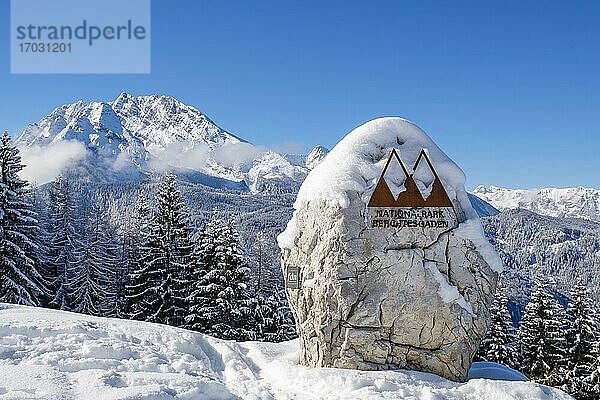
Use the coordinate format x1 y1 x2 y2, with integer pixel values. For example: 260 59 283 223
124 193 153 320
71 234 102 316
184 212 218 332
46 176 80 310
97 200 120 317
117 210 137 319
71 197 118 316
272 289 297 341
583 346 600 400
27 183 53 308
115 220 132 318
250 289 297 342
134 175 194 326
518 277 566 385
213 215 253 339
0 132 42 305
563 279 599 399
251 232 268 295
476 280 519 368
186 212 252 340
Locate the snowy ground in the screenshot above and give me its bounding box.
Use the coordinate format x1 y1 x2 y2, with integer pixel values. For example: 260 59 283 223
0 304 571 400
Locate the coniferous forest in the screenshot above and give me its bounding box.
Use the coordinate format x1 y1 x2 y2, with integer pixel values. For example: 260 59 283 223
475 277 600 399
1 133 600 398
0 132 295 342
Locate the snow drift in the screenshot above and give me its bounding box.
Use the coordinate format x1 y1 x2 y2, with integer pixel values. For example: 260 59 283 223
0 304 572 398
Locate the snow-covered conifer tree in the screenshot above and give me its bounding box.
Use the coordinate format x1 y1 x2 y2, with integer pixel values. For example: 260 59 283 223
476 280 519 368
71 197 118 316
271 289 297 341
26 182 53 307
250 289 297 342
96 215 120 317
251 232 271 295
518 277 566 385
135 175 194 326
563 279 599 398
184 212 217 332
0 132 43 306
71 235 103 316
46 176 80 310
124 193 153 320
583 347 600 400
186 212 252 339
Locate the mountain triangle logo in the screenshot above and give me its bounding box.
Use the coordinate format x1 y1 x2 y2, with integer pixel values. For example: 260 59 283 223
367 149 453 208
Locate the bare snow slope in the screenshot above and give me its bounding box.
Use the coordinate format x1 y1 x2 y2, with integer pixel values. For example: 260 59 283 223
473 185 600 222
0 304 571 400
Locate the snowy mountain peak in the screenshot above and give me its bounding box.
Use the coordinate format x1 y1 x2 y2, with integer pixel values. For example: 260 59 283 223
17 94 241 151
87 102 123 134
111 92 137 113
305 145 329 169
473 185 600 222
15 94 324 192
107 93 244 154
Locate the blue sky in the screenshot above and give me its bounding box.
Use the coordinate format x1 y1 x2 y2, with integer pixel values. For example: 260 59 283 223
1 0 599 189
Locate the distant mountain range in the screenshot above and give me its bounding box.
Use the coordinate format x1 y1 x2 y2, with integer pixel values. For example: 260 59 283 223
15 93 328 193
473 185 600 222
14 93 599 223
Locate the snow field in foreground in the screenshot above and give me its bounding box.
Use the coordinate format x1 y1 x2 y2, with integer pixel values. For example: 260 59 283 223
0 305 571 400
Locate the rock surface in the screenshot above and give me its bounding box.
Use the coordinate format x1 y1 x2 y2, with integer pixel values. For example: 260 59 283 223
278 118 502 382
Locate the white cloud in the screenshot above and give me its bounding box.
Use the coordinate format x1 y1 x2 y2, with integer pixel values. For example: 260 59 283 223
18 140 88 184
147 142 209 172
212 142 265 168
148 141 266 172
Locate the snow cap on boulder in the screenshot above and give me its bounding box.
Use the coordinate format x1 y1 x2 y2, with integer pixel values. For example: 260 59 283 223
293 118 466 210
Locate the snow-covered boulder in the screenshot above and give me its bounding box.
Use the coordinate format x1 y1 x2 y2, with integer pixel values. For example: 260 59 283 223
278 118 503 381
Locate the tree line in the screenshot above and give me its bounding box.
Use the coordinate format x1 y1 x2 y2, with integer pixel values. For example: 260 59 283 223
476 276 600 399
0 132 295 342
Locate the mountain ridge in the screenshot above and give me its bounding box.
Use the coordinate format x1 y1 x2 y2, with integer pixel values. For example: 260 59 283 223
473 185 600 222
15 93 329 193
